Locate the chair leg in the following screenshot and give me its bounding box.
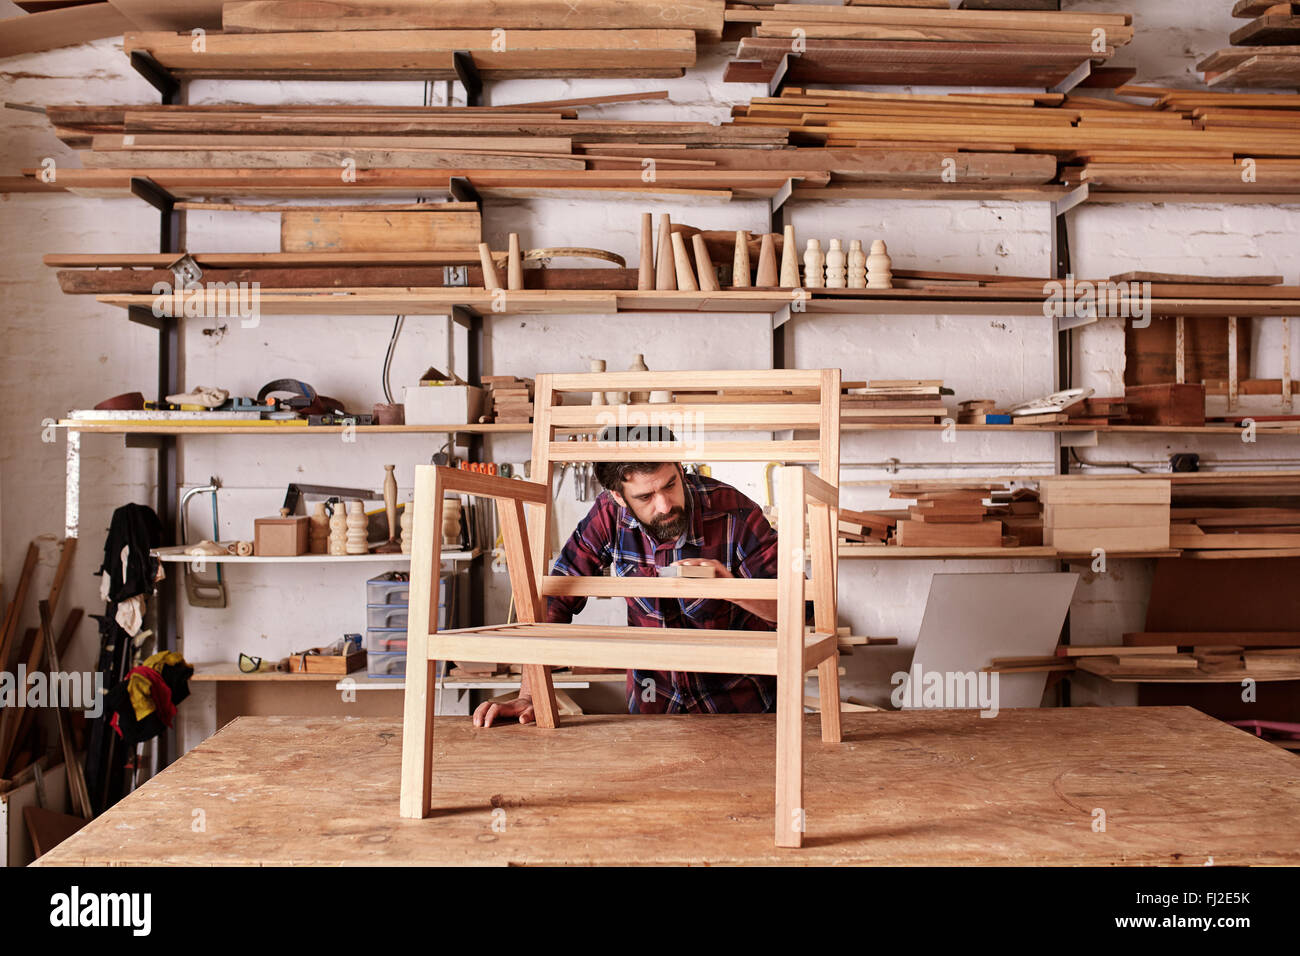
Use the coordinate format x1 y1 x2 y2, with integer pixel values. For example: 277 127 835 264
400 659 438 818
524 664 559 729
817 651 843 744
774 672 804 848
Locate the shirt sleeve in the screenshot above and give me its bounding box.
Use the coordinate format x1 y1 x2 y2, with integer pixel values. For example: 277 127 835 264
732 500 779 581
544 494 615 624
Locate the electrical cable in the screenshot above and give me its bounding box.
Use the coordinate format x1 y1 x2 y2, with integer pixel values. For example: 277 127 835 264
381 314 405 404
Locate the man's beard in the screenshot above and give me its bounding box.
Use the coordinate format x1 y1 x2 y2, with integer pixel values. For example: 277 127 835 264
644 507 686 541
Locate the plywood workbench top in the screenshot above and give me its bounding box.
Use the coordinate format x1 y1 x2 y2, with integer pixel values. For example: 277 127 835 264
34 708 1300 867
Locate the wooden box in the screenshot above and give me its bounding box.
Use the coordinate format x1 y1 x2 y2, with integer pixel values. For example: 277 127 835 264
1124 383 1205 426
254 514 310 556
286 649 366 674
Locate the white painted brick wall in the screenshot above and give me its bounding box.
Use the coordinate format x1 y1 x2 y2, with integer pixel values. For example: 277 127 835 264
2 0 1298 737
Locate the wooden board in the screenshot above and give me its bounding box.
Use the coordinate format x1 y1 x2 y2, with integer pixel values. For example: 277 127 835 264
22 806 87 858
1231 14 1300 46
280 209 481 253
0 2 132 58
1145 557 1300 633
1126 316 1251 389
123 29 697 77
30 710 1300 866
222 0 726 41
107 0 222 30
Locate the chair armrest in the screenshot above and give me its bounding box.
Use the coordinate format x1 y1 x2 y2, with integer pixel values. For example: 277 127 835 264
801 469 839 508
431 465 548 504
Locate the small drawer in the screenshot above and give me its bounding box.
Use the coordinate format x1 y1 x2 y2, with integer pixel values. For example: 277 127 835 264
366 573 411 606
366 605 410 629
365 628 407 653
367 651 407 678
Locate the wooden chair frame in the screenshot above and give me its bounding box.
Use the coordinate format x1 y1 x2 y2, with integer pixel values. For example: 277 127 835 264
401 368 841 847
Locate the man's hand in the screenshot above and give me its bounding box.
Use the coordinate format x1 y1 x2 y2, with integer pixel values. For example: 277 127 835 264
671 558 778 623
473 694 535 727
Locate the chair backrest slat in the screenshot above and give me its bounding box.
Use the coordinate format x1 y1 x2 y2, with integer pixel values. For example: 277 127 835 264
529 369 842 592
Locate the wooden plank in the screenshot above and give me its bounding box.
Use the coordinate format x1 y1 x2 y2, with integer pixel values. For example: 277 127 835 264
399 464 439 819
550 369 823 391
547 441 823 463
1125 631 1300 648
0 2 132 58
223 0 725 41
539 576 779 600
31 709 1300 865
280 210 481 253
0 542 39 675
23 807 88 859
1062 644 1181 658
124 29 697 76
1231 15 1300 46
107 0 222 30
775 464 806 848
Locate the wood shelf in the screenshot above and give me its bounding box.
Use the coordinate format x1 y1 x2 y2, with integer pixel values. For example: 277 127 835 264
92 286 1300 318
1074 657 1300 683
839 545 1182 560
190 663 624 688
151 545 478 563
60 418 1300 437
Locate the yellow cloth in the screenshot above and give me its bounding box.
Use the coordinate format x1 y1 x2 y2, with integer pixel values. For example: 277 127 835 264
126 650 187 722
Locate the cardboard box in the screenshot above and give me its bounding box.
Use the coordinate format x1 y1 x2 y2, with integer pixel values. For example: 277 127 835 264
254 514 309 556
403 384 486 425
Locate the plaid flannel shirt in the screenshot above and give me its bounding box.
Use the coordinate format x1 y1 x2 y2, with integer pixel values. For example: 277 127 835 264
546 471 780 714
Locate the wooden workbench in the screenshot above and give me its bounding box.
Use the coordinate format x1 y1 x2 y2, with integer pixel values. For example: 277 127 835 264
34 707 1300 866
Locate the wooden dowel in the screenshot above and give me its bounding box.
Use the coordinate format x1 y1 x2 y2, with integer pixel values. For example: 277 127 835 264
507 233 523 291
692 234 719 292
671 231 698 291
755 233 778 287
779 224 800 288
479 242 502 291
637 212 654 291
655 213 675 291
732 230 751 288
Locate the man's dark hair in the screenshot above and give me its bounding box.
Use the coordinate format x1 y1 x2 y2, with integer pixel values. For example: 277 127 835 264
593 426 679 494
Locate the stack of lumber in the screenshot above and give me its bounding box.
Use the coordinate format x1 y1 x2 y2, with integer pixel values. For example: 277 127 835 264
1038 476 1172 552
1070 637 1300 680
1169 504 1300 556
836 507 900 545
1197 0 1300 88
481 377 535 425
722 3 1132 88
890 483 1007 548
1064 396 1129 426
17 97 803 201
990 488 1044 547
724 86 1300 199
841 380 950 425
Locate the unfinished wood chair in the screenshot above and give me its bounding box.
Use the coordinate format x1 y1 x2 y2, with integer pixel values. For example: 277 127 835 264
400 368 842 847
